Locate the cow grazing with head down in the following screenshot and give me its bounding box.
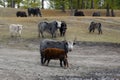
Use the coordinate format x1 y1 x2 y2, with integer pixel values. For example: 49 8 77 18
92 12 101 16
74 9 85 16
42 48 69 68
89 21 102 34
16 11 27 17
27 8 42 17
38 21 61 38
9 24 23 37
40 39 75 65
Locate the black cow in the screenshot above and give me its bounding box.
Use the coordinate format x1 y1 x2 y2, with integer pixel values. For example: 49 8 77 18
40 39 75 64
92 12 101 16
74 9 85 16
27 8 42 17
89 21 102 34
59 21 67 36
16 11 27 17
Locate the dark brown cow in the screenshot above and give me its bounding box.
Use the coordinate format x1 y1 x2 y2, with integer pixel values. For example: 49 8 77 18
42 48 69 68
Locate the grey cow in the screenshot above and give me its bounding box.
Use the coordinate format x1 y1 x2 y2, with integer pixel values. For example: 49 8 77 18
38 21 61 38
40 39 75 64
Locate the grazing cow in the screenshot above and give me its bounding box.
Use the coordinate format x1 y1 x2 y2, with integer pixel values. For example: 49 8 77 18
92 12 101 16
38 21 61 38
89 21 102 34
59 21 67 36
74 9 85 16
9 24 23 37
27 8 42 17
40 39 75 64
16 11 27 17
43 48 69 68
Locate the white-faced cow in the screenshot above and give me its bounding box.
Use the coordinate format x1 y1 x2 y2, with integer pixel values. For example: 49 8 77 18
9 24 23 37
40 39 75 65
38 21 67 38
38 21 61 38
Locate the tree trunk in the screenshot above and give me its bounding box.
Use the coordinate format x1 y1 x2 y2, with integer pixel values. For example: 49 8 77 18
91 0 94 9
70 0 74 16
61 0 65 12
11 0 15 8
77 0 80 9
41 0 44 9
106 3 110 16
111 9 115 17
81 0 84 9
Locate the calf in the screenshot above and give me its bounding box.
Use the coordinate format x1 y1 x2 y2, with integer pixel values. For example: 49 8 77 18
9 24 23 37
42 48 69 68
59 21 67 36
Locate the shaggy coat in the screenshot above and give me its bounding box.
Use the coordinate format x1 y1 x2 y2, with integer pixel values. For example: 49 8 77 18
38 21 60 38
16 11 27 17
42 48 69 68
9 24 23 37
89 21 102 34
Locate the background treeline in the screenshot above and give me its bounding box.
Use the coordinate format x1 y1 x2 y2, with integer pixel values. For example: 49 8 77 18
0 0 119 16
0 0 120 9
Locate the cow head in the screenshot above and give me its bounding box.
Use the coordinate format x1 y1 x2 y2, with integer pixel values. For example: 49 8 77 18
64 39 76 52
56 21 62 28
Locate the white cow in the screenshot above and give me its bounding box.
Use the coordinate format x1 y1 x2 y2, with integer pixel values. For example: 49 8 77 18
9 24 23 37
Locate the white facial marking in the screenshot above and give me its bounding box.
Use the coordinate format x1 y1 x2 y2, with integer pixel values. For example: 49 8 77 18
57 21 62 28
67 41 74 51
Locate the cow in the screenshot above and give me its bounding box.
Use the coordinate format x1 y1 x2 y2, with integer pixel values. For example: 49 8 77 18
92 12 101 16
89 21 102 34
74 9 85 16
16 11 27 17
40 39 75 65
42 48 69 68
38 21 61 38
27 8 42 17
59 21 67 37
9 24 23 37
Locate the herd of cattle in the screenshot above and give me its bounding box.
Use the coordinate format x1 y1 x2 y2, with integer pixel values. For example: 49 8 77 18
16 8 42 17
9 20 102 68
16 8 101 17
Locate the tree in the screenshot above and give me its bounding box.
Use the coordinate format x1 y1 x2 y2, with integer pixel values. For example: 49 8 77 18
104 0 115 17
41 0 44 9
91 0 94 9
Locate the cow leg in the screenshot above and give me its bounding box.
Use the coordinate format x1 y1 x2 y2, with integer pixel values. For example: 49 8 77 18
40 31 44 38
60 59 63 67
41 57 44 65
98 28 102 34
46 59 50 66
65 58 69 68
89 29 92 33
43 58 46 65
40 51 46 65
38 31 40 37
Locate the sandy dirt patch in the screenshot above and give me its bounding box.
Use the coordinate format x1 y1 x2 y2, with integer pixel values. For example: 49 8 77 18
0 42 120 80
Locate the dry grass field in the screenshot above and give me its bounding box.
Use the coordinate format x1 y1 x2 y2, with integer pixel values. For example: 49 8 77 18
0 8 120 80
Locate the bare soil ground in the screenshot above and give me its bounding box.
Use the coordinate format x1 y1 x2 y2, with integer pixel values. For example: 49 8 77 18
0 42 120 80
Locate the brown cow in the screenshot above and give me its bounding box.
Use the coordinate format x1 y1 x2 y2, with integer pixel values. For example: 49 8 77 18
42 48 69 68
